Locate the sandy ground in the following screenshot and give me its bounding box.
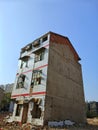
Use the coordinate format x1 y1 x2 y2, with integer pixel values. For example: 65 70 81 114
0 112 98 130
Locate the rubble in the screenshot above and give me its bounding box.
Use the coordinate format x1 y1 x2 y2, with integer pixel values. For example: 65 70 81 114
64 120 75 126
0 112 98 130
48 120 75 127
0 112 42 130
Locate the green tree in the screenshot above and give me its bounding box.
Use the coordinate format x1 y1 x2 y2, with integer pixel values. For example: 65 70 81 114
0 92 11 111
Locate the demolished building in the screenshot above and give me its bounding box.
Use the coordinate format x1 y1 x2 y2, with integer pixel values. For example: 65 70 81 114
11 31 86 125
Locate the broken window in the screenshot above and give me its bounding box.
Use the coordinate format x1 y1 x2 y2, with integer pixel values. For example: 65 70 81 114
15 104 22 116
33 40 40 47
20 60 28 68
42 36 48 42
21 44 32 53
20 56 30 68
33 47 45 63
19 56 30 68
34 51 44 63
25 44 32 51
32 70 42 86
16 74 26 89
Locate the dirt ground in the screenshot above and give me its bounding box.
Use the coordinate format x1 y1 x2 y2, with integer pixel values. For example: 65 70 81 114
0 112 98 130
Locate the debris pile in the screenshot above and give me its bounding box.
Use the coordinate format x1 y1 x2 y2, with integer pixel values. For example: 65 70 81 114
0 121 40 130
0 113 20 130
48 120 75 127
0 113 42 130
0 112 98 130
0 121 21 130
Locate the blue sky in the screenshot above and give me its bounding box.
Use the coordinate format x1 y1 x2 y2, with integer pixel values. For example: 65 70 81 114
0 0 98 101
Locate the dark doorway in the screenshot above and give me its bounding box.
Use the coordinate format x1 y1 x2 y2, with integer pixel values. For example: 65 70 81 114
31 102 41 118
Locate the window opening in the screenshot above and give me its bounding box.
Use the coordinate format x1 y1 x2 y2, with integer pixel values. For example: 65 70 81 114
34 51 44 63
21 44 32 53
32 70 42 86
31 102 41 118
19 56 30 68
20 61 28 68
15 104 22 116
16 74 26 89
42 36 48 42
33 40 40 47
26 44 32 51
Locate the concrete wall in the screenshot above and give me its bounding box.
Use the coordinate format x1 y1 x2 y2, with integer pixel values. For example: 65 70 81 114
44 41 86 123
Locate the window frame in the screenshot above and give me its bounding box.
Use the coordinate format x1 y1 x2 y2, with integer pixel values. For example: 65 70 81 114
34 50 45 63
42 36 48 43
19 56 30 68
16 74 26 89
32 70 42 86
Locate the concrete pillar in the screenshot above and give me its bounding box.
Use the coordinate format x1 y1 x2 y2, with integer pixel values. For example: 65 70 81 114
27 102 34 123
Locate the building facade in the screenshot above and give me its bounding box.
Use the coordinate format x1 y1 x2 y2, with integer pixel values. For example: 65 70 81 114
11 32 86 125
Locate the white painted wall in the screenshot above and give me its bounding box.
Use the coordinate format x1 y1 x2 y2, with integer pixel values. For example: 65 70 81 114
11 34 50 98
11 33 50 124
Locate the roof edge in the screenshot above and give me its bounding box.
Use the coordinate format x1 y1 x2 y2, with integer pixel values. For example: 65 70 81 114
49 31 81 61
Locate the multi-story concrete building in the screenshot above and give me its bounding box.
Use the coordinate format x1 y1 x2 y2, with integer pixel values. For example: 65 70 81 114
11 32 86 125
